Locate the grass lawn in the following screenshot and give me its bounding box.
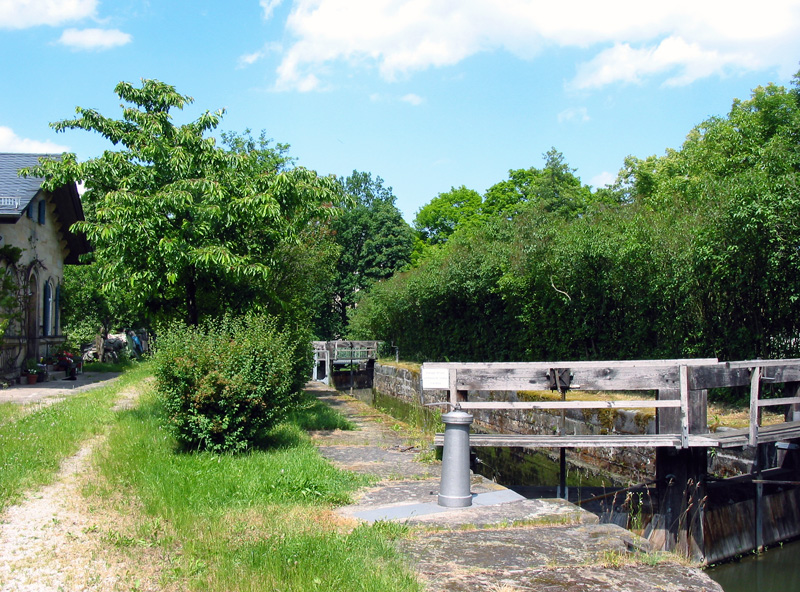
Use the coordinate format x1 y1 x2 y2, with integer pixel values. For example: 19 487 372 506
0 365 143 512
1 364 422 591
93 368 422 591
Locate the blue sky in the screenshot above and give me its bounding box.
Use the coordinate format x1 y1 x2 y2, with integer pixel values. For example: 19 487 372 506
1 0 799 222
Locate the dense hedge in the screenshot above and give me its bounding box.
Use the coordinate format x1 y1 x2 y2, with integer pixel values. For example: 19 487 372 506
349 75 800 365
153 314 311 453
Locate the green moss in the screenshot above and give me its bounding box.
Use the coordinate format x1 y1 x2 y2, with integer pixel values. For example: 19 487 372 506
633 410 655 433
596 409 618 433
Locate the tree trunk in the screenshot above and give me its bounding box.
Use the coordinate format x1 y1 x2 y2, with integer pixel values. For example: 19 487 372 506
186 269 199 326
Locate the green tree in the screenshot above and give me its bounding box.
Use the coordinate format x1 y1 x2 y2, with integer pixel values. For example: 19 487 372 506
60 262 143 349
483 148 592 218
413 185 482 245
323 171 414 338
24 79 343 326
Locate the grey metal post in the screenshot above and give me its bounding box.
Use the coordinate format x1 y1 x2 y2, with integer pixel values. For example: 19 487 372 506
438 409 474 507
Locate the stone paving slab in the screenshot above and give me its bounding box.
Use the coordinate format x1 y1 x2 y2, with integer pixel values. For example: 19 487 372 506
315 445 440 479
307 382 723 592
345 489 529 523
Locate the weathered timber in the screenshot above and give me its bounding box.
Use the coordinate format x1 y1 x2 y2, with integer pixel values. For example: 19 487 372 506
758 395 800 408
456 400 680 410
703 488 800 564
688 362 800 390
695 420 800 448
433 433 682 448
416 358 800 563
455 365 684 391
750 368 762 446
424 358 718 369
686 364 752 389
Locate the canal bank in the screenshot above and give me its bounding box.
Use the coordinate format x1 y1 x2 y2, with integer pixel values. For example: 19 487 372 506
308 381 722 591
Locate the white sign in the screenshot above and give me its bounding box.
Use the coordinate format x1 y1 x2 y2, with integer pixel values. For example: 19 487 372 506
422 367 450 390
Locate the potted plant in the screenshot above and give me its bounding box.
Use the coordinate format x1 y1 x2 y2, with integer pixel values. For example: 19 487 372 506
24 358 41 384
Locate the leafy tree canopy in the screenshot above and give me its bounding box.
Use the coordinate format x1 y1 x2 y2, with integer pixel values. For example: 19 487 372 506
413 185 482 245
483 148 592 219
24 79 344 326
317 171 413 338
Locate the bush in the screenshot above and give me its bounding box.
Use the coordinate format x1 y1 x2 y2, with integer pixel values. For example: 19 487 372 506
153 314 311 453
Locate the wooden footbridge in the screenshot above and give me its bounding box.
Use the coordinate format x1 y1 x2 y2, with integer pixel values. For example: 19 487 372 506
312 340 380 386
423 358 800 449
422 358 800 563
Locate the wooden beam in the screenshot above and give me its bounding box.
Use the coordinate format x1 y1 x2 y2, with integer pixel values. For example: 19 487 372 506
687 364 752 389
724 358 800 369
757 396 800 408
680 366 690 448
455 400 680 410
454 365 686 391
423 358 718 369
750 367 761 447
433 433 683 448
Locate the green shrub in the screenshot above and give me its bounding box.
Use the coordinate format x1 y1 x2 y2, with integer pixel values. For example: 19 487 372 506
153 314 311 453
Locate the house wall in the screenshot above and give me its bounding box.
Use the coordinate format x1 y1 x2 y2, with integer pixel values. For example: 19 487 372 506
0 191 71 373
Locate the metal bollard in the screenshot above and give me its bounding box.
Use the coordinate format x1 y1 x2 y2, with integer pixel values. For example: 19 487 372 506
438 409 474 507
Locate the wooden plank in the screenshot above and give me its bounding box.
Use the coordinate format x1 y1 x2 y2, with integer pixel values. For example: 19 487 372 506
680 366 690 448
688 362 800 389
750 367 761 446
449 367 458 408
708 420 800 448
432 433 682 448
757 396 800 408
724 358 800 369
697 432 750 448
687 365 752 389
454 365 683 391
455 400 680 410
423 358 717 369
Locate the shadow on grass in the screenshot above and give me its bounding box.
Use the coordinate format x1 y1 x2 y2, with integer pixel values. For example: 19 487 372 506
123 388 353 455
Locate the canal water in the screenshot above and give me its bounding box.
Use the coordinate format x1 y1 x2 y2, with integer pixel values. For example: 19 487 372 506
707 539 800 591
366 389 799 591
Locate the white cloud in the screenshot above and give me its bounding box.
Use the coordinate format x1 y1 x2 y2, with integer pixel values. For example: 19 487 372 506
0 126 69 153
239 50 266 68
237 42 282 68
58 27 131 50
401 93 424 106
0 0 97 29
557 107 589 123
260 0 283 19
268 0 800 92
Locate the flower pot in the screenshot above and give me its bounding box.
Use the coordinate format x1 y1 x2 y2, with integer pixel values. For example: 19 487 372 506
26 373 38 385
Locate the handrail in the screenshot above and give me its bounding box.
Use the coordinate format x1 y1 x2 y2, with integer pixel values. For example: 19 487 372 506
422 358 800 450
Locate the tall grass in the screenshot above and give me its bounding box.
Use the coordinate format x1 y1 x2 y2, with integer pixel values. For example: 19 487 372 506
95 381 422 591
0 364 149 512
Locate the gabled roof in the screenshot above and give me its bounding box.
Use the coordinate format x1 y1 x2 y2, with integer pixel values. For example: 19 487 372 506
0 153 52 215
0 153 91 264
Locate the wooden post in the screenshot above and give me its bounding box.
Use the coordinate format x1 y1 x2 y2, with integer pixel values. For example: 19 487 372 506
653 380 707 560
754 443 764 553
558 375 567 499
749 367 761 446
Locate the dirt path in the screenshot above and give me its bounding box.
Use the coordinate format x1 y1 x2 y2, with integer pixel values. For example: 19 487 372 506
0 383 174 592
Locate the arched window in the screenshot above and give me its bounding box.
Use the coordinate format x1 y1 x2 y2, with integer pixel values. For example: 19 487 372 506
43 281 52 336
54 284 60 335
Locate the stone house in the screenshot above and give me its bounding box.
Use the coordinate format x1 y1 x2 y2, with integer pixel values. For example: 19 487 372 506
0 153 90 377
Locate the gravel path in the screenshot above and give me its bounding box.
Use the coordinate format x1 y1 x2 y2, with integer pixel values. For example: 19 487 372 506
0 383 172 592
